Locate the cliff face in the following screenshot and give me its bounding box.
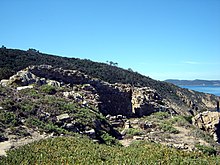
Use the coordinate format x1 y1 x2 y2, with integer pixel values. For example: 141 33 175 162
1 65 219 118
192 111 220 142
0 65 168 117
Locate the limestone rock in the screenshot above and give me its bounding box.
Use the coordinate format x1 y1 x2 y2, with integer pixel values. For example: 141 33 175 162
192 111 220 141
131 87 167 116
0 80 9 87
17 85 34 91
0 65 180 117
56 113 70 122
85 129 96 138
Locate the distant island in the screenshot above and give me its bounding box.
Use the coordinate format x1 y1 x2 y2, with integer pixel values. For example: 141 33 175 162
165 79 220 86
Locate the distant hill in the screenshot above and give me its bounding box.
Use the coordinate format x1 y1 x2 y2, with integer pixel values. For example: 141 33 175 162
165 79 220 86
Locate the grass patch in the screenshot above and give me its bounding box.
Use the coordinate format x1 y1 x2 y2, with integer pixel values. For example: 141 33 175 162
126 128 143 136
195 144 217 156
1 136 220 164
159 123 180 134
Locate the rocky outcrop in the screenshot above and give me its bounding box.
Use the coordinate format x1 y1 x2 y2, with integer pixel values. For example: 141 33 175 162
131 87 168 117
192 111 220 142
175 88 219 115
0 65 177 117
63 84 100 110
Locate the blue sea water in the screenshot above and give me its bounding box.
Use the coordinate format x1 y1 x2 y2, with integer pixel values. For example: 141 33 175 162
180 86 220 96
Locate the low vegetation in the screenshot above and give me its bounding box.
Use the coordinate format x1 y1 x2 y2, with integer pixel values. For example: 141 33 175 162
1 136 220 164
0 85 117 142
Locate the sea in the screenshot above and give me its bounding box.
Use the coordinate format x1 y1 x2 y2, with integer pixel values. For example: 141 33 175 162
180 86 220 96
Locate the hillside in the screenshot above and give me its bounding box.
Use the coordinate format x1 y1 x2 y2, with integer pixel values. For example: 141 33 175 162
1 48 219 115
1 47 220 163
166 79 220 86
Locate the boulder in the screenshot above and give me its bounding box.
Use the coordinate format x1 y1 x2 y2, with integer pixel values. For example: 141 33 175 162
124 120 131 129
192 111 220 142
17 85 34 91
56 113 70 122
131 87 165 116
85 129 96 138
47 80 61 87
0 80 9 87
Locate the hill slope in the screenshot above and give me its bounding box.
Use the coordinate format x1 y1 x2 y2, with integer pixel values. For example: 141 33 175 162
1 48 219 115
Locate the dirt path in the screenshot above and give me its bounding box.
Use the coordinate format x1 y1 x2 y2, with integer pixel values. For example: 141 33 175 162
0 141 11 156
0 131 50 156
119 138 135 147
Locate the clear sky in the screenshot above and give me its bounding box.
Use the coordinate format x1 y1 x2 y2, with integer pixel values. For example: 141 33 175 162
1 0 220 80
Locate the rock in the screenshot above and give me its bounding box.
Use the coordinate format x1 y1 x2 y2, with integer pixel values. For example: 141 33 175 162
131 87 165 117
133 136 144 140
56 113 70 122
111 121 124 127
131 119 139 125
82 84 95 92
117 115 123 119
47 80 61 87
8 70 37 86
124 120 131 129
0 79 9 87
64 123 78 132
192 111 220 142
139 122 155 130
106 114 111 120
173 143 188 150
17 85 34 91
2 65 170 117
85 129 96 138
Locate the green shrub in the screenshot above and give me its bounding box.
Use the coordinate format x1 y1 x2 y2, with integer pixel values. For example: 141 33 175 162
100 132 120 146
0 111 18 126
188 129 214 144
126 128 143 136
159 123 180 134
0 98 17 111
195 144 217 156
1 136 220 164
183 116 193 124
169 115 191 127
40 85 56 94
153 111 170 120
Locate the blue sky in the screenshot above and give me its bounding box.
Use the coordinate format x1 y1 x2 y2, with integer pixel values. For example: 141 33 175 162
1 0 220 80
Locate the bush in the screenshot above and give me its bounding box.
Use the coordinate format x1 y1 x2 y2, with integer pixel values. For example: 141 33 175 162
0 111 18 126
195 144 217 156
100 132 120 146
188 129 214 144
169 115 191 127
40 85 56 94
126 128 143 136
159 123 180 134
1 136 220 164
153 111 170 120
